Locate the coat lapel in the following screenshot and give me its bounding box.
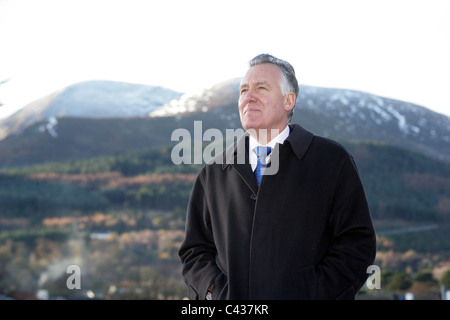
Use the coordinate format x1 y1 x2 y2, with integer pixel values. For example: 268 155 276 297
286 124 314 160
222 133 259 194
220 124 314 195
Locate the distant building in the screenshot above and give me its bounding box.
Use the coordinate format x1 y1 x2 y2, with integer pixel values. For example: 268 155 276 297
90 231 113 240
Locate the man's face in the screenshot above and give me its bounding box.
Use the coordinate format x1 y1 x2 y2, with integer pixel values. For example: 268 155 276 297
238 63 292 134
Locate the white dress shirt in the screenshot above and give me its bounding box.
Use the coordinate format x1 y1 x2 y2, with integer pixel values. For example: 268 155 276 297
249 125 290 172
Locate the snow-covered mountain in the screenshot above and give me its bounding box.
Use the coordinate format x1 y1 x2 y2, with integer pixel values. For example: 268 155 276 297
296 85 450 162
0 80 182 140
149 78 240 117
0 78 449 167
150 78 450 163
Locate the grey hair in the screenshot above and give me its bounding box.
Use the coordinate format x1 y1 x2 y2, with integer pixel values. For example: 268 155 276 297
248 53 299 122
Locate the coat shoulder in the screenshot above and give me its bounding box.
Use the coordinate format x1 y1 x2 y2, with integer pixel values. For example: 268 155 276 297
288 124 351 161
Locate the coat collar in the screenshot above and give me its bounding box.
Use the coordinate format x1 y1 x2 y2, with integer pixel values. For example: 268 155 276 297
221 132 258 193
284 124 314 160
216 124 314 195
222 131 249 170
221 123 314 170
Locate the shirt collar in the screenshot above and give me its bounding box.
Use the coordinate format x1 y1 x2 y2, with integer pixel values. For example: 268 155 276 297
249 125 290 153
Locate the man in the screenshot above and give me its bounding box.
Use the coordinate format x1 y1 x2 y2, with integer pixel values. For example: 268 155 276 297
178 54 376 300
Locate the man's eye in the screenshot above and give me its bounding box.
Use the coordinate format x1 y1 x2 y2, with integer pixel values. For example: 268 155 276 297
240 89 248 95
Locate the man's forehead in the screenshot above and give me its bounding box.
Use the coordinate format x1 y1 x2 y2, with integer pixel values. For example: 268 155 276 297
240 64 281 87
240 80 271 87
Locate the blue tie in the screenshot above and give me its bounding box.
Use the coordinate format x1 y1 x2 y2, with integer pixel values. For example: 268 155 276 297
254 146 272 186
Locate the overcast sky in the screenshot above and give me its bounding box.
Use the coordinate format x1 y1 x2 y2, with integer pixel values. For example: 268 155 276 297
0 0 449 119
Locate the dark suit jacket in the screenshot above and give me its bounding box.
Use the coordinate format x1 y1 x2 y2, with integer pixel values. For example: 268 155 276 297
178 124 376 300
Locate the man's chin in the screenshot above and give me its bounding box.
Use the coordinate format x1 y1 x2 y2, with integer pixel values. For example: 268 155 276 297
242 120 263 131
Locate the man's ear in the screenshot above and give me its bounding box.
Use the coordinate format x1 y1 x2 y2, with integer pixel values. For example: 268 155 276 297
284 92 296 112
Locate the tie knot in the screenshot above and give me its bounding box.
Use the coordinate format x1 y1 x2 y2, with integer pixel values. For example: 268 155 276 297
254 146 272 161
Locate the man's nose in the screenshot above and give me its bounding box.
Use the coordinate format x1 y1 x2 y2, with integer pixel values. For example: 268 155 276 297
244 89 257 103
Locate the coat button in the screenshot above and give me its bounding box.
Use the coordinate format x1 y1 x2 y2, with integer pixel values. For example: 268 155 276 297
250 194 257 200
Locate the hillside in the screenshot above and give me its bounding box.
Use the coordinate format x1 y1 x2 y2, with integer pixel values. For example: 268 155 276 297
1 141 449 300
2 140 449 229
0 79 448 168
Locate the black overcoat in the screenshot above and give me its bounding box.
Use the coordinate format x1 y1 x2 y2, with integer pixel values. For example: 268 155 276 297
178 124 376 300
